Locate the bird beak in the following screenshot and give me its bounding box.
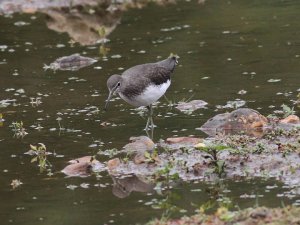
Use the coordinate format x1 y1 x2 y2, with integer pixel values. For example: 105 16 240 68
175 55 180 65
104 91 113 111
104 86 118 111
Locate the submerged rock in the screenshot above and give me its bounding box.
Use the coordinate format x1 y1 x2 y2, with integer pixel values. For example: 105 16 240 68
176 100 208 113
200 108 268 137
43 53 97 71
111 175 155 198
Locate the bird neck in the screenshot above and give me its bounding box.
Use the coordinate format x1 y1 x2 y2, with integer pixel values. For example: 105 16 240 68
157 58 176 72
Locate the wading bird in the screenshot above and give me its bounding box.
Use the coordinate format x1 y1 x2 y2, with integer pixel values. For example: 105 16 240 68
105 55 179 131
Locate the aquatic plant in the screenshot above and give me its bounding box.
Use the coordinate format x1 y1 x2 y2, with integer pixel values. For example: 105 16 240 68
163 94 195 113
281 104 295 118
146 205 300 225
195 143 227 176
152 191 182 220
56 117 63 131
10 179 23 189
0 113 3 127
144 150 159 163
98 26 110 58
155 161 178 180
30 97 42 107
253 143 265 154
28 143 52 173
10 121 28 138
98 148 119 158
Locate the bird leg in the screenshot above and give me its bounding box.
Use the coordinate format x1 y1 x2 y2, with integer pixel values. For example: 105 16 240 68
145 104 155 130
145 104 154 139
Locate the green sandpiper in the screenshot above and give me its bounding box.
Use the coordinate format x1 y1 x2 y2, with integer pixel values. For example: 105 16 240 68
105 55 179 129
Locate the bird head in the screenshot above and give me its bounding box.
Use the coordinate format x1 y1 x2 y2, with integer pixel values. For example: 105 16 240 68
105 74 122 110
169 53 179 65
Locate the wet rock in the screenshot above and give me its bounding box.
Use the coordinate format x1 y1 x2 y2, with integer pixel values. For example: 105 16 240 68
160 137 204 151
133 151 161 165
61 162 93 177
105 129 300 186
280 115 300 124
111 175 154 198
123 136 155 154
68 155 97 164
166 137 202 145
107 158 121 171
133 153 146 164
192 162 207 176
62 155 101 177
43 54 97 71
176 100 208 113
125 137 159 165
200 108 268 137
250 208 268 219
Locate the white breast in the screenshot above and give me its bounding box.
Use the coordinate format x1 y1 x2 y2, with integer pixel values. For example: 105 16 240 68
119 80 171 107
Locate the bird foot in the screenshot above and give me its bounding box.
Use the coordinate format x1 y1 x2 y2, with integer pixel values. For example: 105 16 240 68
144 124 156 131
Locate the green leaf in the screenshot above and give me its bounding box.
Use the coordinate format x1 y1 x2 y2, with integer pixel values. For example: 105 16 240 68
215 145 228 151
31 157 38 163
144 151 151 159
30 144 37 151
38 143 46 151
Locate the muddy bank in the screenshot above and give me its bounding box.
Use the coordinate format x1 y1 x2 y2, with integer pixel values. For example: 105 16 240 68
62 119 300 199
146 206 300 225
102 109 299 187
61 108 300 195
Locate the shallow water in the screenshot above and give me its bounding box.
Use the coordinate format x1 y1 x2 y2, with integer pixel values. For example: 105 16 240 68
0 0 300 224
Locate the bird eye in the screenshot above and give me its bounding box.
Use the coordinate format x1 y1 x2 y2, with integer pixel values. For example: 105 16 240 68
117 82 121 86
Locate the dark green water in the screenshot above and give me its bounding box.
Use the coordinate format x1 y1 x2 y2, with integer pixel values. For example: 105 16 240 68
0 0 300 224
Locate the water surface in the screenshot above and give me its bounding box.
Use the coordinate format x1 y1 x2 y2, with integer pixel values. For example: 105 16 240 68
0 0 300 224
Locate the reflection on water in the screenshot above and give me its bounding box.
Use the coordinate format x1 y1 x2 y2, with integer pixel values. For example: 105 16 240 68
112 175 155 198
44 7 121 45
0 0 300 224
